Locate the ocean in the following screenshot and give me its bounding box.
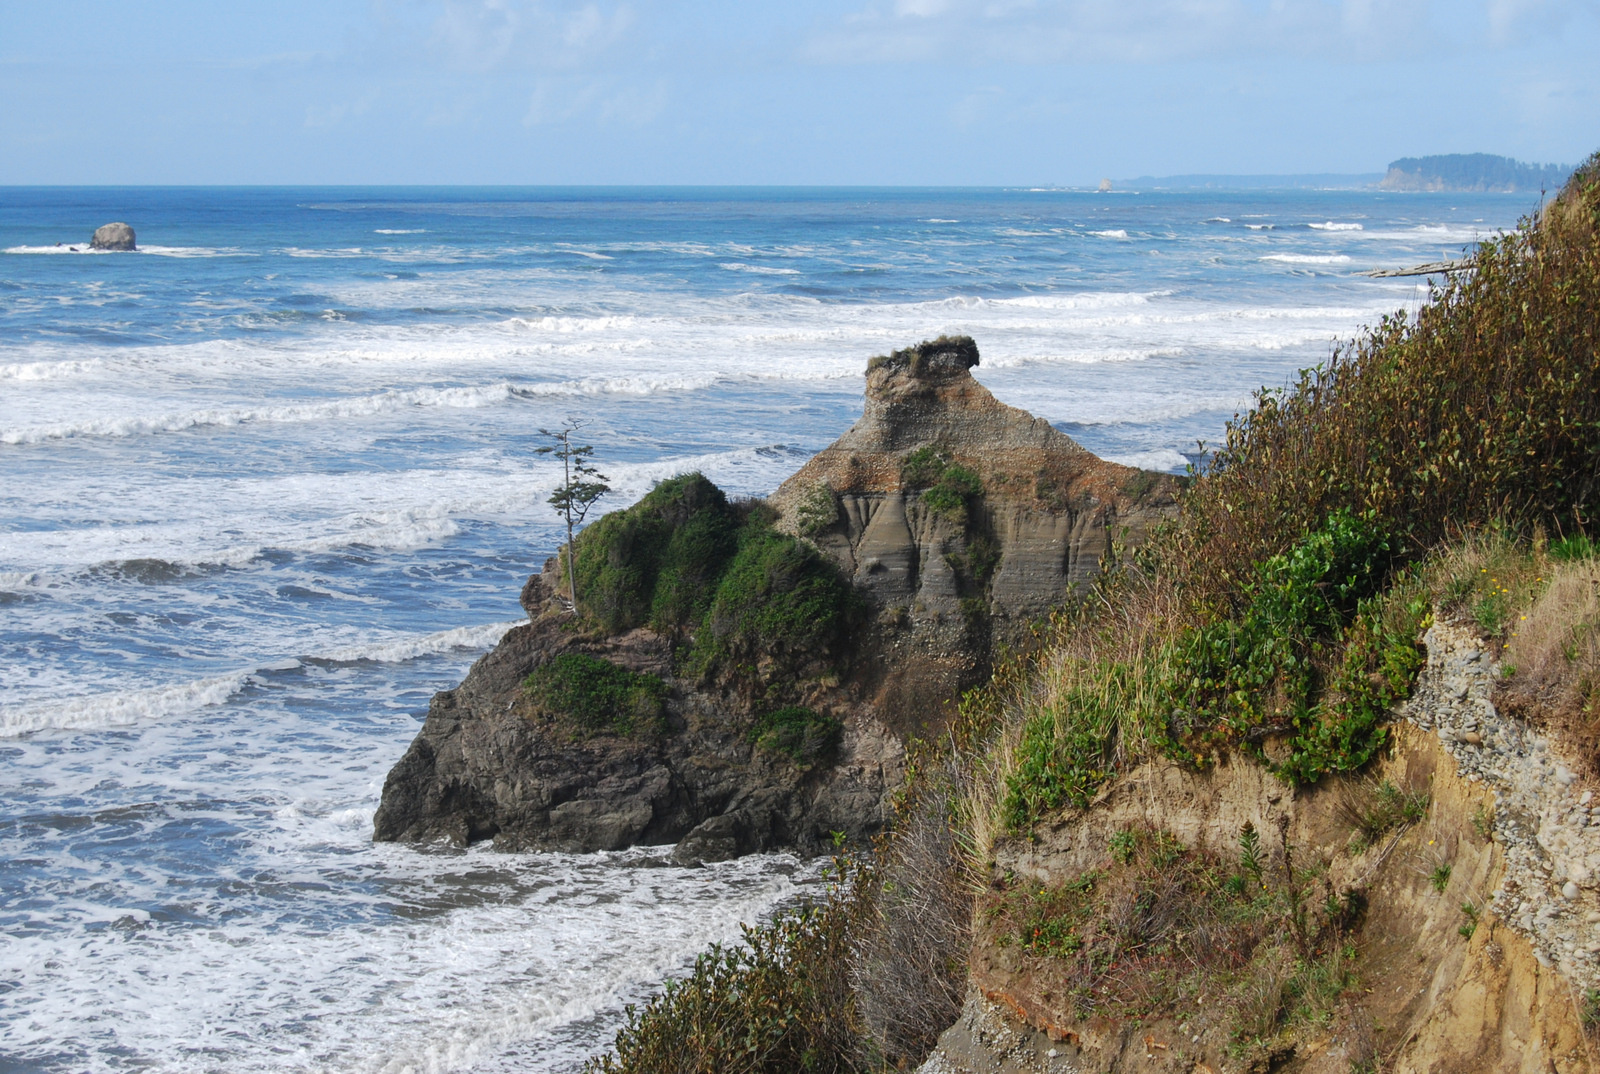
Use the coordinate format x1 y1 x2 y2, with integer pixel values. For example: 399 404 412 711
0 185 1537 1072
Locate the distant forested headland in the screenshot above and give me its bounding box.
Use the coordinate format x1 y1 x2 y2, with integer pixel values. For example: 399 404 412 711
1380 152 1573 192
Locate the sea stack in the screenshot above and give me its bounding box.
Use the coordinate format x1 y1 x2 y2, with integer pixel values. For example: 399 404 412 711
89 222 136 251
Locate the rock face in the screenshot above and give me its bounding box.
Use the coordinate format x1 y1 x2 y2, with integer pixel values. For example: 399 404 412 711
374 337 1179 857
372 569 904 860
769 336 1178 732
920 618 1598 1074
89 222 136 251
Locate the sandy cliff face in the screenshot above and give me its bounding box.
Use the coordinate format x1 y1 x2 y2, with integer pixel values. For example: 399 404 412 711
374 337 1178 859
770 338 1178 733
921 618 1600 1074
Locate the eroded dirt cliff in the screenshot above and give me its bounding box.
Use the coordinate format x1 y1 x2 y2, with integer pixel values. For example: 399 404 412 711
921 618 1599 1074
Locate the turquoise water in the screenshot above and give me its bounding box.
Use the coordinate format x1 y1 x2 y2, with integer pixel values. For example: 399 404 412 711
0 186 1536 1071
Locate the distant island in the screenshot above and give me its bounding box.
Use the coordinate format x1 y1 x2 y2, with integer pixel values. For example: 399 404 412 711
1114 172 1381 191
1380 153 1573 192
1108 153 1573 193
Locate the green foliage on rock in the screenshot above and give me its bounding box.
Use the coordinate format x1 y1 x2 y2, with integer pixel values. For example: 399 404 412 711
523 652 668 736
569 472 859 688
900 445 985 525
571 473 739 636
749 706 843 766
688 513 861 684
795 482 839 539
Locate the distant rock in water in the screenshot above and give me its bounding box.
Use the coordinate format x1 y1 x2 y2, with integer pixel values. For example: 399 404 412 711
372 336 1179 860
1380 153 1572 193
89 222 136 251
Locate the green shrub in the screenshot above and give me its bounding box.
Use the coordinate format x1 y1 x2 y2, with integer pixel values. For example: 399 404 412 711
690 519 860 684
750 706 843 766
1148 159 1600 622
523 652 668 736
572 473 739 636
1551 534 1598 563
901 445 950 489
922 465 983 524
586 858 872 1074
795 483 839 539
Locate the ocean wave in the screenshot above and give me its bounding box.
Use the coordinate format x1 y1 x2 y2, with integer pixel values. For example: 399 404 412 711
1246 224 1275 230
1308 222 1363 231
924 218 959 223
0 382 531 444
985 346 1184 368
0 357 106 381
719 262 801 275
0 670 256 737
992 290 1165 310
1261 253 1353 265
2 244 248 258
1205 217 1232 223
0 621 519 737
1089 229 1129 239
500 314 639 333
374 229 427 234
1105 448 1191 472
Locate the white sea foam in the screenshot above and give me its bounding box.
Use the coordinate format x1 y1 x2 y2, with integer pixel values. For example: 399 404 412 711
0 621 521 737
0 669 256 736
720 262 801 275
1246 223 1275 230
2 244 247 257
0 382 533 444
316 620 521 665
1309 222 1363 231
1106 448 1192 471
1090 229 1129 238
1261 253 1353 265
375 229 428 234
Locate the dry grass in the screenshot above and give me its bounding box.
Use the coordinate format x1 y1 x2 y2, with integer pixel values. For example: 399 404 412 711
1495 548 1600 774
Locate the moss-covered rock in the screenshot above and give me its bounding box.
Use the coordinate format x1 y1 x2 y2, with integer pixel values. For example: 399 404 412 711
523 651 668 736
571 472 740 636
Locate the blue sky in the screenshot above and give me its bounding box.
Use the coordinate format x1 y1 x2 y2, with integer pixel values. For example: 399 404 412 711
1 0 1595 184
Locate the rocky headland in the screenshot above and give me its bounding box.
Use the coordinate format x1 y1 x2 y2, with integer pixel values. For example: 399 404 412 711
372 336 1178 862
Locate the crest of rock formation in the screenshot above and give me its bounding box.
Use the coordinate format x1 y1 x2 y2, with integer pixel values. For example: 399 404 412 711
373 337 1178 859
89 222 136 251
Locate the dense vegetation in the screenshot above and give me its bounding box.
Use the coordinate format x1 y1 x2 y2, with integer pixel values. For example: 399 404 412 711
587 154 1600 1073
567 472 859 689
1385 152 1572 192
523 652 667 737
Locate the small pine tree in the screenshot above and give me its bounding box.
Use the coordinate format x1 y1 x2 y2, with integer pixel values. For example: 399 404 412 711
536 419 610 612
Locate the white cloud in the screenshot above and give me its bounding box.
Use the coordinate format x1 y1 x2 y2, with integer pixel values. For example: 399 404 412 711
405 0 636 72
799 0 1569 65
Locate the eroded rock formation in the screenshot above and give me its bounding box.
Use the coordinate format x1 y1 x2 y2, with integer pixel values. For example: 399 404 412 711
374 337 1179 859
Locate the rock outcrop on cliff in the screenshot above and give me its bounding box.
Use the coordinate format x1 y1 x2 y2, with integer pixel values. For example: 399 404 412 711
374 337 1178 858
769 336 1177 732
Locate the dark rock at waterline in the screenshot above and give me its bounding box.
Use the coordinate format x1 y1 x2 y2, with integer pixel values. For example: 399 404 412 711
89 222 136 251
371 570 904 859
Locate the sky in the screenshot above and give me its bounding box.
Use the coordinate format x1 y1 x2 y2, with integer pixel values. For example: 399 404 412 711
1 0 1596 185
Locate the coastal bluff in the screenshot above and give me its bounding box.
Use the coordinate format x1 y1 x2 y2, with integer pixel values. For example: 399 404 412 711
373 337 1178 860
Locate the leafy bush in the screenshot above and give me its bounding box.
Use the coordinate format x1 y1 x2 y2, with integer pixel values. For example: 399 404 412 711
898 446 984 524
523 652 668 736
794 483 839 539
572 473 739 636
1150 157 1600 621
749 706 843 766
689 518 860 685
586 859 873 1074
